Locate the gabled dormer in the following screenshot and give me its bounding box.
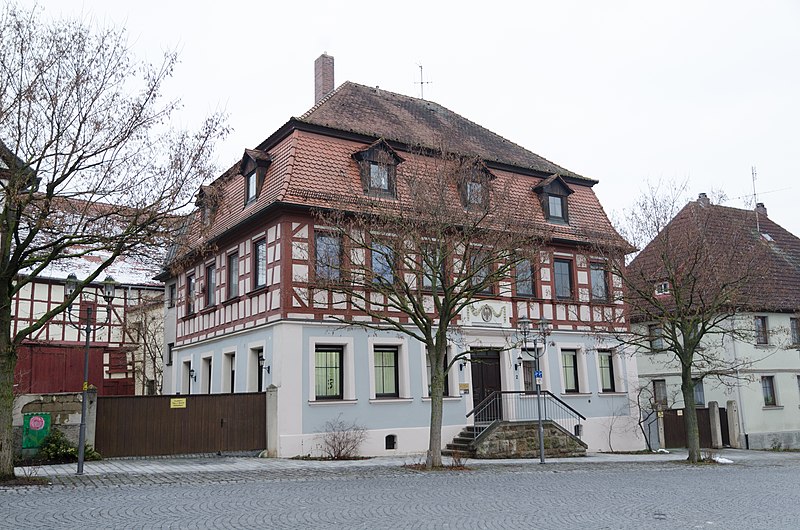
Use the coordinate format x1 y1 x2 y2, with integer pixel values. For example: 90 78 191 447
239 148 272 206
352 139 403 198
533 174 574 224
456 157 495 210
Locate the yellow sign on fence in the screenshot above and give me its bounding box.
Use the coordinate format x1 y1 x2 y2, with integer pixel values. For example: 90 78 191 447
170 398 187 409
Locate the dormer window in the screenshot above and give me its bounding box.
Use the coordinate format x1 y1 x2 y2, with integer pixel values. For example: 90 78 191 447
239 148 272 207
655 281 670 295
353 139 403 198
195 186 218 227
457 157 494 209
245 171 257 204
370 162 390 192
533 174 574 224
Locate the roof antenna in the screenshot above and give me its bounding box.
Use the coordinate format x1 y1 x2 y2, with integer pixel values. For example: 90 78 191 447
415 64 432 99
752 165 761 233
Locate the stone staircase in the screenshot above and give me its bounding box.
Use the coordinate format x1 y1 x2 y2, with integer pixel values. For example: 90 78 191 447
444 420 587 459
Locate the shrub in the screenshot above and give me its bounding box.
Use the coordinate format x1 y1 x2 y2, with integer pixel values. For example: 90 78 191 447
36 429 101 464
319 415 367 460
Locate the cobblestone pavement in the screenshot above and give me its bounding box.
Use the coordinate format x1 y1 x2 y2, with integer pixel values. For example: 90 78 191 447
4 450 800 529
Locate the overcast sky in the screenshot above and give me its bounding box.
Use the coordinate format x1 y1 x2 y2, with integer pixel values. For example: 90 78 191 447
40 1 800 236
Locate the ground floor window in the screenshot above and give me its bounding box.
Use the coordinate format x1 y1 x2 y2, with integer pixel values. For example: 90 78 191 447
762 375 777 406
598 350 615 392
374 347 399 398
562 350 579 393
315 346 343 400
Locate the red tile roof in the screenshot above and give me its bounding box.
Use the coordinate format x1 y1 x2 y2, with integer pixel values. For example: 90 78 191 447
629 199 800 312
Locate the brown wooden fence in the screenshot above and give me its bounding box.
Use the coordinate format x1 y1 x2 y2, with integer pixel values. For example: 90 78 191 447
95 393 266 457
663 407 729 448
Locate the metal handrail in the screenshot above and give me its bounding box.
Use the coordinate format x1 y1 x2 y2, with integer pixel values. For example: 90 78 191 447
465 390 586 438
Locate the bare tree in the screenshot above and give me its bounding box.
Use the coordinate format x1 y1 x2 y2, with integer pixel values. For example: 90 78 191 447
0 5 227 479
604 184 772 463
125 294 165 395
313 149 548 468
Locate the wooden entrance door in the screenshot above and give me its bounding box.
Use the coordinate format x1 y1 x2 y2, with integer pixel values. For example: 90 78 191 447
470 349 501 423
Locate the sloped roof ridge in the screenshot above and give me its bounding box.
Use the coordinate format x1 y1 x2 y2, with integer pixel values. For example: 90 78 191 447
297 81 587 181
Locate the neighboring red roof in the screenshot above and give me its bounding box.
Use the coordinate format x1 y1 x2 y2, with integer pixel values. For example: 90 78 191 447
629 199 800 312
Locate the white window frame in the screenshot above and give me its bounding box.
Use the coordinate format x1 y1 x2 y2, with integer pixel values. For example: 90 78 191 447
555 343 588 395
368 337 410 400
421 346 458 399
308 336 355 402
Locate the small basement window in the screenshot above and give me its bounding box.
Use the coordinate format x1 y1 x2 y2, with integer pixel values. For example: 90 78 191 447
385 434 397 450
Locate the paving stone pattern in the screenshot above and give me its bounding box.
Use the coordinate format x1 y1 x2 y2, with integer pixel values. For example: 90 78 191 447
3 450 800 529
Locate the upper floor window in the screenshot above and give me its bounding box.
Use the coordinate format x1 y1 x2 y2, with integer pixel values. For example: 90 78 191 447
353 139 403 198
790 317 799 345
515 258 534 297
315 232 342 281
648 324 664 351
228 253 239 299
761 375 777 406
421 243 444 290
553 258 573 300
470 250 493 295
254 239 267 289
186 274 195 315
371 242 395 285
655 281 670 295
168 283 176 308
590 262 609 302
466 181 485 207
534 174 574 224
457 158 493 210
239 148 272 207
205 264 216 306
755 316 769 345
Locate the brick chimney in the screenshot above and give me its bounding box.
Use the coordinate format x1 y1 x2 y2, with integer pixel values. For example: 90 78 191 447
697 192 710 206
314 53 334 105
755 202 768 217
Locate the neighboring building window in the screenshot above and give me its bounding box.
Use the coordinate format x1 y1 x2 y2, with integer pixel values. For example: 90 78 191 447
315 232 342 281
692 378 705 406
254 239 267 288
166 343 174 366
547 194 567 222
168 284 176 308
228 253 239 299
648 324 664 351
470 251 493 295
522 357 542 392
653 379 667 408
315 346 343 400
186 274 195 315
369 163 389 192
590 262 609 302
515 258 534 297
790 317 799 345
598 350 615 392
762 375 777 406
374 347 399 398
755 316 769 345
553 259 573 300
205 264 216 306
245 171 257 204
655 281 670 295
562 350 579 393
371 242 394 285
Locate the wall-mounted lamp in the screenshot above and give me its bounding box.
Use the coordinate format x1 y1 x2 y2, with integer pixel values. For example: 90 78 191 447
188 368 197 382
266 365 271 374
459 360 467 372
514 354 523 371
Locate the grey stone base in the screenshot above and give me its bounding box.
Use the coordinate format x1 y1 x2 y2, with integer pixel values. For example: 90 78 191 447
747 431 800 450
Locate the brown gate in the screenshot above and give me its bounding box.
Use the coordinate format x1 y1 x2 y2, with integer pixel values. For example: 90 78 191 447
95 393 266 457
663 408 716 448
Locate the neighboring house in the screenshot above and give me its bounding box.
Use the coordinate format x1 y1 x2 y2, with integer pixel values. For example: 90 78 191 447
635 195 800 449
13 252 165 396
161 55 644 456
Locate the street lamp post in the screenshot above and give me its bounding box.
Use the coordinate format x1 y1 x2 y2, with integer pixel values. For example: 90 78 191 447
517 316 551 464
65 273 117 475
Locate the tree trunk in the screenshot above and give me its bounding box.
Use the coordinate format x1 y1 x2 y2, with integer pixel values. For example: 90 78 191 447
680 368 701 463
0 333 16 480
425 343 445 469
